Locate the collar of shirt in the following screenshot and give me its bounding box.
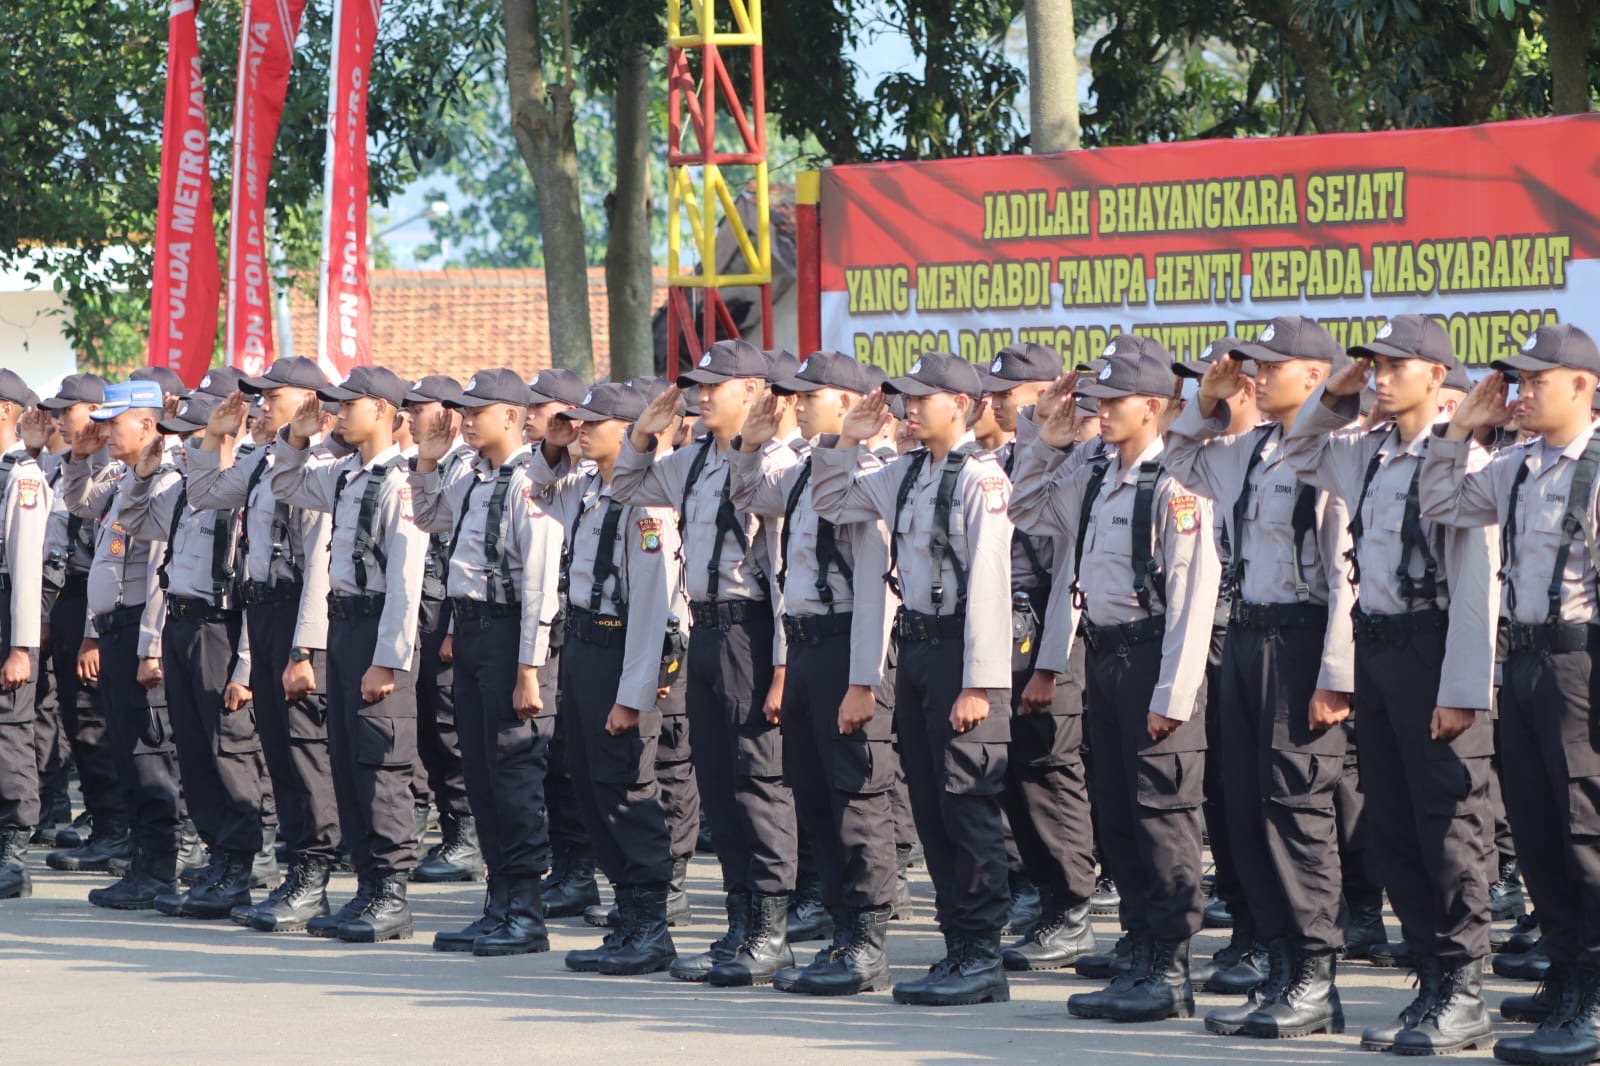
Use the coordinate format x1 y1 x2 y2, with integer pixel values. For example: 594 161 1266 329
1106 436 1165 486
469 444 531 479
1531 420 1600 477
1378 409 1450 467
357 444 402 475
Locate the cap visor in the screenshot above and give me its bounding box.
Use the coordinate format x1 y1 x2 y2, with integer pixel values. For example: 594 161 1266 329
559 407 613 422
1491 354 1563 374
1171 360 1209 380
449 394 504 409
770 375 827 395
881 376 941 397
976 370 1023 394
1230 343 1296 363
317 385 361 402
238 375 276 394
40 396 78 411
157 417 204 434
89 403 129 422
676 368 733 387
1075 382 1138 400
1348 340 1422 361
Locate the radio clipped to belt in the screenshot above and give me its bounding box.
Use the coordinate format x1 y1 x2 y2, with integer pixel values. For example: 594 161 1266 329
1011 590 1039 674
658 617 687 688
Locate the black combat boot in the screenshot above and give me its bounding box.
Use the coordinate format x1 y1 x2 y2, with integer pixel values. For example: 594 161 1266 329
670 890 750 982
1203 895 1233 929
46 820 130 873
251 827 280 890
787 873 832 943
1002 896 1096 971
1342 894 1389 960
337 872 414 943
1391 958 1492 1055
1494 963 1600 1066
435 875 510 952
1362 956 1441 1051
249 855 332 932
1498 936 1552 982
1075 932 1136 980
88 849 178 911
1242 949 1344 1038
893 929 964 1004
708 892 792 986
795 906 892 996
1502 963 1573 1024
176 850 255 919
1206 939 1270 995
413 812 485 883
1097 937 1194 1022
541 847 600 919
597 885 678 976
1205 938 1291 1036
904 931 1010 1007
1369 939 1416 969
473 876 549 956
0 827 31 899
53 810 94 849
1089 874 1120 916
157 851 222 915
1006 873 1041 936
1490 857 1527 921
31 776 72 846
1493 911 1541 955
775 908 850 992
308 876 376 938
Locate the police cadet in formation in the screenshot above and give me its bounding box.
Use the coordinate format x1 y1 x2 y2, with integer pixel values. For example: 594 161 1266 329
523 381 681 975
272 365 428 943
1283 313 1501 1055
1421 323 1600 1066
976 343 1101 974
399 374 485 885
730 351 900 996
1010 340 1219 1024
112 369 273 920
59 380 182 908
523 366 604 920
33 375 128 875
408 368 565 957
812 350 1017 1007
613 339 799 987
185 357 343 932
1165 316 1360 1039
0 370 49 900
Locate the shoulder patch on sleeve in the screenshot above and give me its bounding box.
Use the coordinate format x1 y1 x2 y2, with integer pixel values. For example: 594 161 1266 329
15 478 40 509
637 517 663 553
1170 494 1199 535
396 484 414 523
979 474 1009 514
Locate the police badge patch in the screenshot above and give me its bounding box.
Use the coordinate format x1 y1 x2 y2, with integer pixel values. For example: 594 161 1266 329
980 475 1008 514
638 517 663 553
15 478 40 509
1170 494 1200 535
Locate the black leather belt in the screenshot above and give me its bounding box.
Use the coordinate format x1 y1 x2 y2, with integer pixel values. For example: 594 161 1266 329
1502 620 1590 655
1230 601 1328 630
1081 615 1165 653
894 608 965 644
567 605 627 648
93 603 146 636
1351 606 1446 644
240 579 302 606
327 593 385 620
782 612 853 645
688 599 762 630
451 597 520 622
166 595 234 622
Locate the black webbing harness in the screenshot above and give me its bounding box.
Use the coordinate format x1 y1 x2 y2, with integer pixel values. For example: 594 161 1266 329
158 478 240 607
1346 434 1438 608
241 448 298 588
1071 458 1168 614
333 456 401 592
1001 444 1048 583
1227 425 1318 603
885 442 978 611
682 437 767 599
448 459 522 606
1501 434 1600 622
778 457 853 613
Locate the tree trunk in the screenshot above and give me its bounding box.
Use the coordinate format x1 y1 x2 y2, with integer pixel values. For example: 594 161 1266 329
1547 0 1598 114
1459 16 1520 125
502 0 594 377
604 45 654 382
1025 0 1079 152
1278 16 1342 132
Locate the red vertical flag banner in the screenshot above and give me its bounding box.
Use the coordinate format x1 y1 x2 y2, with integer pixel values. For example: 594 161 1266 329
225 0 308 376
149 0 221 387
317 0 381 379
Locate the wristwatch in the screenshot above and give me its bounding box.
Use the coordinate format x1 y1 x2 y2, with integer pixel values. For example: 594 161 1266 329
288 647 312 663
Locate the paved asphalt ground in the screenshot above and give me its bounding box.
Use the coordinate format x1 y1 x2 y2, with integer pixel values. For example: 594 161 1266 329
1 849 1524 1065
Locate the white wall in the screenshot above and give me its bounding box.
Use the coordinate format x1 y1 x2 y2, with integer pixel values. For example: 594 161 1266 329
0 272 78 394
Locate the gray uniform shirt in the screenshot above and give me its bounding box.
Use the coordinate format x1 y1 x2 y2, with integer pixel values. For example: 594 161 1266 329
271 436 427 672
1 444 49 648
1165 403 1357 692
1282 385 1499 711
1420 422 1600 625
63 457 168 658
406 445 564 669
1009 436 1219 721
810 431 1014 691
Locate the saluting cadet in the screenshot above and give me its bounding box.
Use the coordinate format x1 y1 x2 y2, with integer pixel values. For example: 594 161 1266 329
525 382 681 976
977 343 1101 975
36 374 131 872
113 377 270 921
730 352 900 996
612 338 799 987
271 366 428 944
812 351 1016 1008
1011 342 1219 1024
408 368 565 957
399 374 485 885
0 370 50 899
1165 316 1358 1039
185 357 343 933
1282 314 1500 1056
1420 324 1600 1066
61 380 182 910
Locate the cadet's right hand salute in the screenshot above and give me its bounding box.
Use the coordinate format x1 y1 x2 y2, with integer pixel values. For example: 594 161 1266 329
1444 372 1515 440
630 384 682 449
286 392 325 448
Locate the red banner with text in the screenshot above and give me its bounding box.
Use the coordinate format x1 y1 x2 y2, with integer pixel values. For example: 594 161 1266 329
818 115 1600 375
316 0 381 380
149 0 221 388
225 0 307 376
